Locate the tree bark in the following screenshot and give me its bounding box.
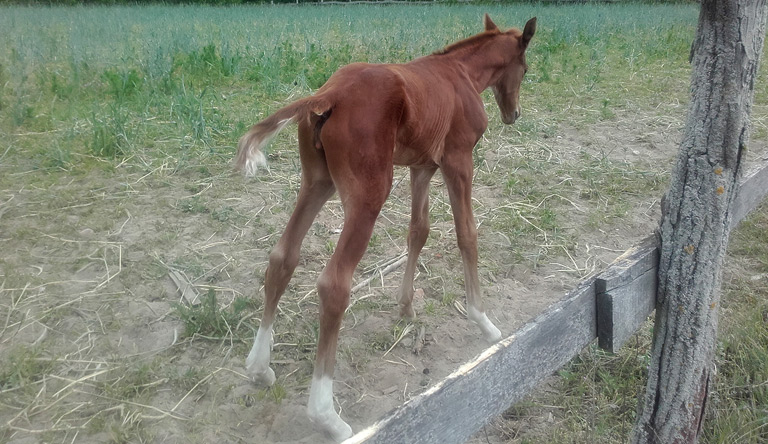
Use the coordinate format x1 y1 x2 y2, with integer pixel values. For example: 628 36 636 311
632 1 767 443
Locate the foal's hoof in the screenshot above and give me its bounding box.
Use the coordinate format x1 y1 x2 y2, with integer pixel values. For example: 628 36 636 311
308 409 354 442
247 365 276 386
399 305 416 320
483 324 503 344
468 306 503 344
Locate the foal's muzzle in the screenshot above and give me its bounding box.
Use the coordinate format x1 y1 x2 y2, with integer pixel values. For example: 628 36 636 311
491 86 521 125
501 108 520 125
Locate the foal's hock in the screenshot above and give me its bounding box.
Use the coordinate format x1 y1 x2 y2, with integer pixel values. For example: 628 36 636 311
235 14 536 442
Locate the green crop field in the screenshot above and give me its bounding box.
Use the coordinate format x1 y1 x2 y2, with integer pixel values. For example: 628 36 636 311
0 3 700 172
0 3 766 443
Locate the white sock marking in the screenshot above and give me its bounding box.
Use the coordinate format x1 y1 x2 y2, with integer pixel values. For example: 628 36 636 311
307 375 353 442
468 306 502 343
246 325 276 385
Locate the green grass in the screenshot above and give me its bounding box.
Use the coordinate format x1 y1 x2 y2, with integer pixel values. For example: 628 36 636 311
99 359 162 400
705 210 768 444
0 4 699 174
0 346 57 391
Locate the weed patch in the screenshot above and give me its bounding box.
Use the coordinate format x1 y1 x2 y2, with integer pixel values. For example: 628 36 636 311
103 68 144 102
174 289 255 339
0 346 56 391
174 43 241 79
90 106 132 158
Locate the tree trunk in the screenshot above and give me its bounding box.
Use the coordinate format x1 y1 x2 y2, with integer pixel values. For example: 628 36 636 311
632 1 767 443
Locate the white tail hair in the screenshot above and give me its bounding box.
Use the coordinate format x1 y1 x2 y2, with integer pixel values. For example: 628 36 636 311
236 117 294 176
234 96 332 177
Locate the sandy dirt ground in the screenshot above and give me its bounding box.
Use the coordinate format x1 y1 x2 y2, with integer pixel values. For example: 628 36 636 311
2 99 767 444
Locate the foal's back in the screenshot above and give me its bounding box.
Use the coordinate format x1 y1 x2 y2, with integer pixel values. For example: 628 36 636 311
314 55 485 168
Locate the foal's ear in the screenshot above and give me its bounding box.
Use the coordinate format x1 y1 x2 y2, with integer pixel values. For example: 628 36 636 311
484 13 499 32
521 17 537 49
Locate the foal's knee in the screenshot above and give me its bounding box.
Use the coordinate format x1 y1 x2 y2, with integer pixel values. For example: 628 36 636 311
408 217 430 249
455 224 478 252
316 272 351 318
267 246 299 277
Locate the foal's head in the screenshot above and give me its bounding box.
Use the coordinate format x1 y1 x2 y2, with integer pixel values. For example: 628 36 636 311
486 15 537 125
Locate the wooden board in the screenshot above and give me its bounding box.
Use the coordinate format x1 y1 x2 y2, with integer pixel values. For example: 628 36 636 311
595 235 659 352
344 279 596 444
731 155 768 228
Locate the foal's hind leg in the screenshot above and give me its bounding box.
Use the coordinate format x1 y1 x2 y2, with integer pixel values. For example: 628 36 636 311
398 166 437 318
441 151 502 343
307 191 389 441
305 125 394 440
246 123 335 385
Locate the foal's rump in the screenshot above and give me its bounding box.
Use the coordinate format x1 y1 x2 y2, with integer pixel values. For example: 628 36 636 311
234 62 409 177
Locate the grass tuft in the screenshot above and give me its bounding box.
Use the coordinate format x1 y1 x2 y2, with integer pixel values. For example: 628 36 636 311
0 346 56 390
90 106 132 158
174 289 255 339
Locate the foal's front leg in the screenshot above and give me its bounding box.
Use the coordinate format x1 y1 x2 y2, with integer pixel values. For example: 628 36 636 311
441 153 502 343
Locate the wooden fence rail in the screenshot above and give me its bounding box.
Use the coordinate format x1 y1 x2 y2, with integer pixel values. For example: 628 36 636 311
344 155 768 444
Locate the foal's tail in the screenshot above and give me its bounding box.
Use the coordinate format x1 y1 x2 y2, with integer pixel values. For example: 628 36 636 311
234 96 332 176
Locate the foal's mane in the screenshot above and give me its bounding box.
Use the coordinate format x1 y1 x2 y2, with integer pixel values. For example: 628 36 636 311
433 28 521 56
433 31 497 56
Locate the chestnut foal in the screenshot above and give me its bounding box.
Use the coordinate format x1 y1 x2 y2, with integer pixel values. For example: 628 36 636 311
236 14 536 441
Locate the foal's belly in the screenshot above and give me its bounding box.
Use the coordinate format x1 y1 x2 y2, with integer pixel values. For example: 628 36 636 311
392 142 440 167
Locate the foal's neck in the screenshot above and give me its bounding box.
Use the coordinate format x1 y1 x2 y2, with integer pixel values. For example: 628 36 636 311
435 35 509 94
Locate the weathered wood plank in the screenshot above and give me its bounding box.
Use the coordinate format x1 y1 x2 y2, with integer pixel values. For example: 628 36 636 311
344 278 596 444
731 155 768 228
595 235 658 292
595 235 659 352
168 269 200 305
